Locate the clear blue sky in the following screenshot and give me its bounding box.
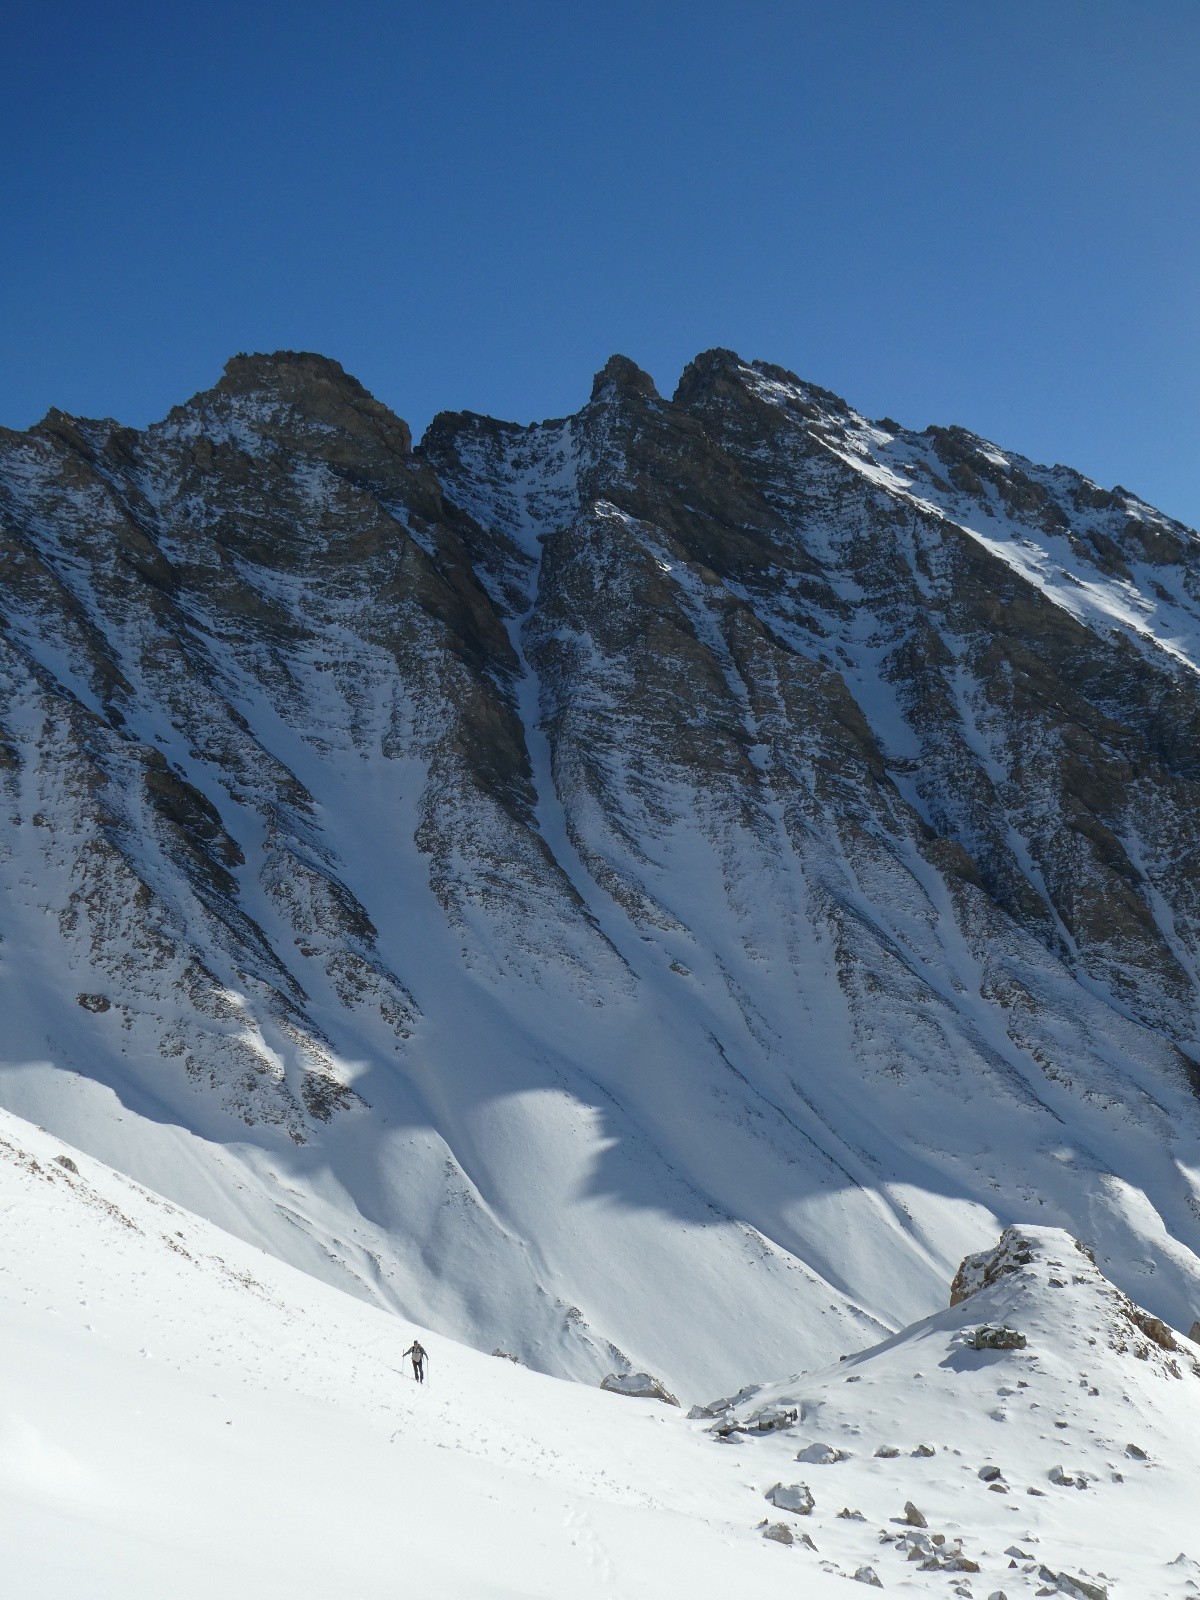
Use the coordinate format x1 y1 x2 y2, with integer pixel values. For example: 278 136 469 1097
3 2 1198 524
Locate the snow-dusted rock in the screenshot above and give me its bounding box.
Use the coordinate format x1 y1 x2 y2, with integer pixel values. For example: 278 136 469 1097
796 1440 849 1464
760 1520 794 1545
599 1371 679 1406
970 1324 1027 1351
1038 1567 1108 1600
765 1481 815 1515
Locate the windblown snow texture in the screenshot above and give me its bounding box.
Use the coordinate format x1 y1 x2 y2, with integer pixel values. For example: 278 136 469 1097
3 348 1200 1396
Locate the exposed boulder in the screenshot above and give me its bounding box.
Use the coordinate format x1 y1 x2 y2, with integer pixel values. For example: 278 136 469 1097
796 1441 850 1464
760 1520 794 1545
971 1324 1027 1351
600 1371 678 1406
765 1481 814 1515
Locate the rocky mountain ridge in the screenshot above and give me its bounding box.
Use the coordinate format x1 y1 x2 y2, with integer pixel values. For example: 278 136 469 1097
3 347 1200 1395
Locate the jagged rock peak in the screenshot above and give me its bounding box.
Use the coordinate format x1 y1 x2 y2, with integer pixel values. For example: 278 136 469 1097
217 348 360 397
589 353 660 404
197 349 413 454
674 346 852 423
671 346 750 405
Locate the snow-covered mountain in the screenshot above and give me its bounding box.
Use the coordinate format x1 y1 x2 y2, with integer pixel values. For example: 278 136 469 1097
3 348 1200 1399
4 1106 1197 1598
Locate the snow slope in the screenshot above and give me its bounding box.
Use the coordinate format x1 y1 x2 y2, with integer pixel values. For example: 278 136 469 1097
0 1104 871 1599
4 1107 1198 1598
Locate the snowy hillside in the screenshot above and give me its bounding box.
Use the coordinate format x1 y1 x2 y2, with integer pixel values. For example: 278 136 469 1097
4 1107 1197 1598
3 349 1200 1398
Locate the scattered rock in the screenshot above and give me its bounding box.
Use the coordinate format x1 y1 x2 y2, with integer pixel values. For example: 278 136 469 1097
902 1501 927 1527
916 1538 981 1576
600 1372 679 1406
1037 1567 1108 1599
765 1482 814 1515
53 1154 79 1174
1048 1464 1077 1486
838 1507 867 1521
912 1443 936 1457
874 1444 901 1458
1124 1442 1148 1460
687 1384 758 1420
490 1348 521 1363
853 1566 883 1587
709 1404 798 1439
743 1404 798 1432
897 1531 933 1560
76 992 111 1013
1188 1321 1200 1345
978 1464 1003 1481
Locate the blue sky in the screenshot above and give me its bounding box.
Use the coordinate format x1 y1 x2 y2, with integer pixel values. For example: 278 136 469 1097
3 2 1198 524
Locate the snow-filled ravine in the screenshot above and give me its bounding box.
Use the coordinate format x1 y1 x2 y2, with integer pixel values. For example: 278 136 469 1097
3 1105 1197 1599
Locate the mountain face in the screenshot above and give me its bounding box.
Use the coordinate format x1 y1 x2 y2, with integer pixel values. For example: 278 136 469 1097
3 347 1200 1396
7 1107 1198 1599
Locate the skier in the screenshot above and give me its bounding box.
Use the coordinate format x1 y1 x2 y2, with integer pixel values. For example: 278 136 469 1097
403 1338 427 1383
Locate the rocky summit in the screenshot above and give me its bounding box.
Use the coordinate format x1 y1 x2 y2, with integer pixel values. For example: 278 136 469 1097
3 348 1200 1396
